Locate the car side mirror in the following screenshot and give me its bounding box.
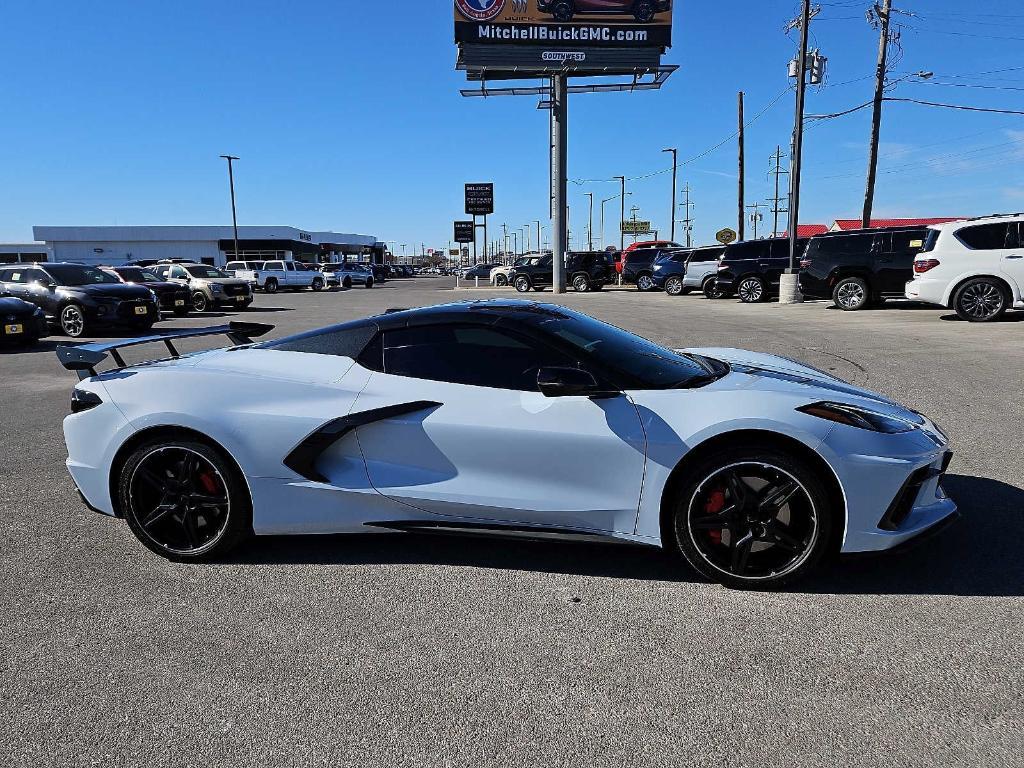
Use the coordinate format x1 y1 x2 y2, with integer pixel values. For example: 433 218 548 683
537 367 619 399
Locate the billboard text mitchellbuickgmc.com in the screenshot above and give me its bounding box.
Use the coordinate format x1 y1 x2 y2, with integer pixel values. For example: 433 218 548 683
473 23 652 44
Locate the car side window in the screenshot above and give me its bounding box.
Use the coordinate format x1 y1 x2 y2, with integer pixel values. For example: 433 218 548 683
956 223 1013 250
382 323 576 391
169 266 187 279
890 231 927 254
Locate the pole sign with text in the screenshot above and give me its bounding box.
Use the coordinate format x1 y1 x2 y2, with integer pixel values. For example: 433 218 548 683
454 1 673 50
621 220 652 235
465 183 494 215
454 220 475 243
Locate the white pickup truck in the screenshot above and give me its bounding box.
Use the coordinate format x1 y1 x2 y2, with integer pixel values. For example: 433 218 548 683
225 260 325 294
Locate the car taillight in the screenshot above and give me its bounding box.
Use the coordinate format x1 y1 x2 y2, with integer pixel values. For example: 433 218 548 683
799 258 812 269
717 263 728 271
914 259 940 274
71 388 102 414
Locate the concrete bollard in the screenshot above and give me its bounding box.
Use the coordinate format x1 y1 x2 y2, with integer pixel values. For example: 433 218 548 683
778 272 803 304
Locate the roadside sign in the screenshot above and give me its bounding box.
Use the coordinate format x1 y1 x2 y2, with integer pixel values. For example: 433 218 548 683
621 220 652 235
716 227 738 245
465 183 494 215
454 220 474 243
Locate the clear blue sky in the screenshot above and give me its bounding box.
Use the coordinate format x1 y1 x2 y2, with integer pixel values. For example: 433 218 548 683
3 1 1023 251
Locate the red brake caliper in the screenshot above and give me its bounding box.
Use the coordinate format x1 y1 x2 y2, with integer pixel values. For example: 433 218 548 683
704 487 727 545
198 472 219 494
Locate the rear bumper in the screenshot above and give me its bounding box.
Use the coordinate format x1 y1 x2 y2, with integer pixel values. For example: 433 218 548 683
904 277 947 306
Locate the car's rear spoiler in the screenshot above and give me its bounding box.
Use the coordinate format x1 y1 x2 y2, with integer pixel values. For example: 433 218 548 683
56 321 274 380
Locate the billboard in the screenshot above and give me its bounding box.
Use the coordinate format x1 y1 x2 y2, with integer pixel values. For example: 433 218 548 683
454 1 673 49
454 221 475 243
465 183 494 215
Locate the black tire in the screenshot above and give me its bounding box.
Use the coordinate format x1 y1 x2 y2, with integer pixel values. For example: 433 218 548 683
365 277 374 288
665 276 685 296
636 273 656 292
669 443 835 590
342 277 352 289
737 276 767 303
572 273 591 292
495 273 509 287
118 438 252 562
311 277 324 292
832 276 870 311
633 0 656 22
953 277 1008 322
264 278 279 294
702 276 726 299
552 1 574 22
514 275 532 293
191 291 210 313
59 304 88 338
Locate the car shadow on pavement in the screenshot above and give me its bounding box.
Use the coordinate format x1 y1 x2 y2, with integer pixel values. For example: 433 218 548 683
225 476 1024 595
803 474 1024 597
229 531 692 582
940 312 1024 322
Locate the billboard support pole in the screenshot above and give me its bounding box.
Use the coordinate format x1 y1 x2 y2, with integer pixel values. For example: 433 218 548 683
551 74 568 294
483 215 488 263
472 215 478 266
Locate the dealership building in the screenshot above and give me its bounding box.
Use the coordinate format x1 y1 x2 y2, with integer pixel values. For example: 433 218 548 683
27 226 384 267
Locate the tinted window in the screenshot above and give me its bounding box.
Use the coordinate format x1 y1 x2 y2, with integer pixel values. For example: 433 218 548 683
724 241 772 260
185 265 229 279
42 265 120 286
116 267 159 282
515 307 723 390
261 322 378 360
169 266 187 279
890 230 929 253
0 268 23 283
809 233 876 259
383 323 574 391
956 223 1015 250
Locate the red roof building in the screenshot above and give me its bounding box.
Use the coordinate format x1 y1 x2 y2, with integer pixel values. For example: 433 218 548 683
782 224 829 238
830 217 962 231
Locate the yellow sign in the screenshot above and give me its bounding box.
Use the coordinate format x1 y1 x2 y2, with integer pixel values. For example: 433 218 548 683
716 228 738 245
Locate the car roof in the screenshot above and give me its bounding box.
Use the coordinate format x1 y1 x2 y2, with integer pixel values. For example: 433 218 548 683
931 212 1024 230
812 225 933 238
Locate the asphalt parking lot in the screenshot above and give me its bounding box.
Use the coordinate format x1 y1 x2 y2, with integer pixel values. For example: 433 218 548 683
2 277 1022 767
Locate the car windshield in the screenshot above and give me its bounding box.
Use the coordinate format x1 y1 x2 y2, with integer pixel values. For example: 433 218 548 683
117 268 160 282
44 265 121 286
185 265 229 279
522 307 726 389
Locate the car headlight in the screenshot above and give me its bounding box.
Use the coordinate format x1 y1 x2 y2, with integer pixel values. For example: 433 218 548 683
797 401 916 433
211 284 223 293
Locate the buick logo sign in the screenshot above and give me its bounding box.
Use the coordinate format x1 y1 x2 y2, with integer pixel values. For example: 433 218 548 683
455 0 506 22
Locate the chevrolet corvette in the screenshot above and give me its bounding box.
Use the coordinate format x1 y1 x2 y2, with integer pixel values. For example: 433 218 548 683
57 300 956 588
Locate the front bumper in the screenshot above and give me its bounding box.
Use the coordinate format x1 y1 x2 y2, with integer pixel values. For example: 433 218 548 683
88 299 160 325
0 313 48 341
819 424 957 553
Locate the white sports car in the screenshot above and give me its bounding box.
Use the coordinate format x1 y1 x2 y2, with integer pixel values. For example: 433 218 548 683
57 300 957 589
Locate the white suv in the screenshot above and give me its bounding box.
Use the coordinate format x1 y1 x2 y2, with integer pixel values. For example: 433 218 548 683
905 214 1024 322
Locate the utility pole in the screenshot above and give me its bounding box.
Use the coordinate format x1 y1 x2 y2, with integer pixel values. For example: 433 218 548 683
502 222 509 260
535 220 541 255
662 148 678 242
680 183 694 247
551 75 568 293
782 0 814 304
512 230 519 258
746 202 765 239
614 176 626 252
768 146 789 237
863 0 893 228
737 92 745 241
584 192 594 251
219 155 240 261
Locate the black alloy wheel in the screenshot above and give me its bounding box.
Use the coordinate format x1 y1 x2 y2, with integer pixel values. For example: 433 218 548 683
514 275 532 293
954 277 1008 322
703 276 726 299
495 273 509 286
311 277 324 292
264 278 279 294
672 448 833 589
120 440 250 561
665 276 685 296
833 276 869 311
191 291 209 313
552 1 574 22
60 304 87 338
737 276 766 303
573 274 591 292
633 0 656 22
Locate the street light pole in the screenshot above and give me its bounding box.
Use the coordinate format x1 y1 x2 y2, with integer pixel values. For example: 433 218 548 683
662 148 677 242
219 155 240 261
584 192 594 251
781 0 812 305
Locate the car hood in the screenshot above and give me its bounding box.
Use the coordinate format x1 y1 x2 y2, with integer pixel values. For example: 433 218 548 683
135 280 183 292
683 346 918 418
67 283 154 300
0 296 37 315
197 277 249 287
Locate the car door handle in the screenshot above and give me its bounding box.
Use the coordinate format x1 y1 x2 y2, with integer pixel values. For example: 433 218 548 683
1006 254 1023 260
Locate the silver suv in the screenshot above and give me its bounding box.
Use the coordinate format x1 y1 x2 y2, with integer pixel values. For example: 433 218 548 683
153 262 254 313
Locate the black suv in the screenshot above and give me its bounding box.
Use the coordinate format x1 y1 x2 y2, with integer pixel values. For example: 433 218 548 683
715 238 809 303
0 262 159 338
799 227 929 310
510 251 614 293
103 265 192 316
620 247 672 291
